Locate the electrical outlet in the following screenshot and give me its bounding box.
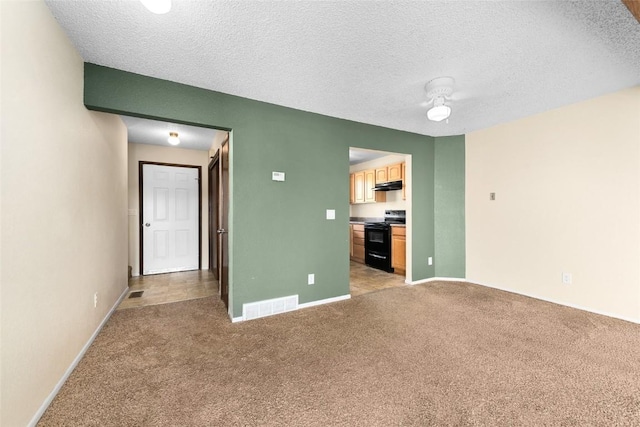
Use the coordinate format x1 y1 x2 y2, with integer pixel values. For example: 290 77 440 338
428 257 433 266
94 292 98 308
562 272 572 285
308 274 315 285
490 192 496 201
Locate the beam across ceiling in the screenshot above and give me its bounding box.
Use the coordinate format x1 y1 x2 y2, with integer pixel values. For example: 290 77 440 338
622 0 640 23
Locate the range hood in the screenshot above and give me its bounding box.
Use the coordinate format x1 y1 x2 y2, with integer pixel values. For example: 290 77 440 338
373 180 403 191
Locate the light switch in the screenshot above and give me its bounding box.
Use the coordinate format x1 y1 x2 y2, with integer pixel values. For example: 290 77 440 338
326 209 335 220
272 171 285 182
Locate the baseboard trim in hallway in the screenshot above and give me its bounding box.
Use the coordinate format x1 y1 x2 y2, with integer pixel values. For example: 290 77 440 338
28 285 129 427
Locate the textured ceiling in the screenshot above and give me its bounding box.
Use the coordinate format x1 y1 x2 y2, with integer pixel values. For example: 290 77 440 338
46 1 640 137
122 116 219 151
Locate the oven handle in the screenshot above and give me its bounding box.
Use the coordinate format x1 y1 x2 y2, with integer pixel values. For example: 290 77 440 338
369 254 387 259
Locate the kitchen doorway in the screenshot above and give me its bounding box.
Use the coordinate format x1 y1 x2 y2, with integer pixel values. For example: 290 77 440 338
348 147 410 296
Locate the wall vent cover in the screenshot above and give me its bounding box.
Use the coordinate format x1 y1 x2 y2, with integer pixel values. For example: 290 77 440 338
243 295 299 321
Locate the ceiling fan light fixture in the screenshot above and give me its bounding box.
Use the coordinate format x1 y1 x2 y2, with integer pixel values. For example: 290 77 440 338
140 0 171 14
167 132 180 145
425 77 455 122
427 105 451 122
427 96 451 122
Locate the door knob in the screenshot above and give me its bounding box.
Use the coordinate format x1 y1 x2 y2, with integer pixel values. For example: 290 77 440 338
217 229 227 234
144 223 151 227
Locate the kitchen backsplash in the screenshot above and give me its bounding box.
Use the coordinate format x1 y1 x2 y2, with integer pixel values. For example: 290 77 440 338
349 188 407 218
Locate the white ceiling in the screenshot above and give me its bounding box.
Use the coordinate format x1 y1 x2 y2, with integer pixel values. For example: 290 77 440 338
349 148 389 166
121 115 219 151
46 1 640 137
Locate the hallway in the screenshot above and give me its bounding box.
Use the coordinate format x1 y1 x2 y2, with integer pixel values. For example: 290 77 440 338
118 270 218 310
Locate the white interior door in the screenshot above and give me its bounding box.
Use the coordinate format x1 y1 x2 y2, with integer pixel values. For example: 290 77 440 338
142 164 199 275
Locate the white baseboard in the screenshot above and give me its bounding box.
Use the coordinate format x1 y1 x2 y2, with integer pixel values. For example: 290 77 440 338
468 278 640 325
407 277 466 285
407 277 640 324
298 294 351 309
28 285 130 427
232 294 351 323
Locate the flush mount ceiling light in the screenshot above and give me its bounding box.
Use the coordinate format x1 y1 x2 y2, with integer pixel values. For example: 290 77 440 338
140 0 171 14
167 132 180 145
425 77 455 122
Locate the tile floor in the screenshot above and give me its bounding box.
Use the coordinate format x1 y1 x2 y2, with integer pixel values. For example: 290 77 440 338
349 261 407 297
117 270 218 310
118 263 406 310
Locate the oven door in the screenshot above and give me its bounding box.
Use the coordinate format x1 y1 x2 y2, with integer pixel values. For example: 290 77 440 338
365 225 388 253
364 225 393 272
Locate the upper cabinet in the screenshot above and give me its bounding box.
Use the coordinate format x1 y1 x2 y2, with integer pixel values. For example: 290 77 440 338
350 169 385 204
375 163 403 184
402 162 406 200
353 171 366 204
364 169 385 203
388 163 403 182
350 161 405 205
349 173 355 204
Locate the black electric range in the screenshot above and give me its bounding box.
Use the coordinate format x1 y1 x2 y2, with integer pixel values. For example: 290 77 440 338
364 210 405 272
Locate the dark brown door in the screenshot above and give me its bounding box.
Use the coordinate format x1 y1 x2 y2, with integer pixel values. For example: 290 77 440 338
220 138 230 308
208 152 220 281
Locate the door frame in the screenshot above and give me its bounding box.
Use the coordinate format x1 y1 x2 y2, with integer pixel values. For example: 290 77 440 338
208 151 220 281
139 161 203 276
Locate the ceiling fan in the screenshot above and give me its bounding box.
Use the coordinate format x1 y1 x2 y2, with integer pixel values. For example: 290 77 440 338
425 77 455 122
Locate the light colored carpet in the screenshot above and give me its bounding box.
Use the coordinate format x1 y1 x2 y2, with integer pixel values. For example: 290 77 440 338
39 281 640 426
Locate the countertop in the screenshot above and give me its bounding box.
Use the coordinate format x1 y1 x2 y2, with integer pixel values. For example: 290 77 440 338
349 219 406 227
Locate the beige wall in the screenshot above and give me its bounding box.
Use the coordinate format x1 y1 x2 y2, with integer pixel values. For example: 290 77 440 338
466 86 640 322
1 2 128 425
209 130 229 158
128 143 210 276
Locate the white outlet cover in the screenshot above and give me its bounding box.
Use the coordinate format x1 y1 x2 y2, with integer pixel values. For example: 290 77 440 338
272 171 285 181
308 274 315 285
326 209 335 220
428 257 433 265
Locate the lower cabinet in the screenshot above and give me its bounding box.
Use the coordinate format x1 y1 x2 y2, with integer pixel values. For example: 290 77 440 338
351 223 365 263
391 226 406 275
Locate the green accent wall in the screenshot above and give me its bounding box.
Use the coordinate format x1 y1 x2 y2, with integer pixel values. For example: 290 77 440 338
83 63 465 316
434 135 466 278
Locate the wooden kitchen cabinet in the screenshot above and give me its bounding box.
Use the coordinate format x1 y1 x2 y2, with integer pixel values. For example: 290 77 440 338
388 163 403 181
364 169 385 203
353 171 365 204
391 226 406 275
349 224 353 257
402 162 406 200
375 167 388 184
349 174 355 204
351 224 365 263
350 169 385 204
